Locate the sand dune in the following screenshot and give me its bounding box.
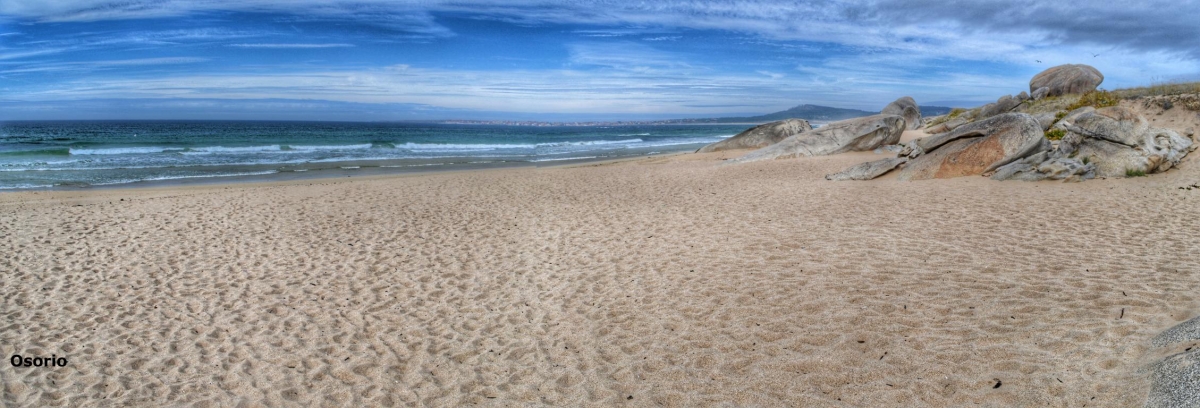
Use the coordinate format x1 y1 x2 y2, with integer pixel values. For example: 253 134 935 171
2 146 1199 406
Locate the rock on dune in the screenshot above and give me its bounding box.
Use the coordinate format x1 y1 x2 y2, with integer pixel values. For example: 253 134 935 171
994 106 1192 181
732 114 906 163
1029 64 1104 97
898 113 1050 180
1055 106 1192 177
882 96 922 130
697 119 812 153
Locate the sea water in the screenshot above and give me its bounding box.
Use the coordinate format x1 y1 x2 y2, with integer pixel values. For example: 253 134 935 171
0 121 746 190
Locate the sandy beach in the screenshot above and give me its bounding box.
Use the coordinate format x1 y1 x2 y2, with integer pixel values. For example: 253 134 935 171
2 133 1198 406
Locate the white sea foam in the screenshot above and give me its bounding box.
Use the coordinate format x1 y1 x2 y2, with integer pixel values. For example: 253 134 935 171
287 144 374 151
399 142 536 151
536 138 643 147
530 155 601 162
89 170 280 186
183 145 283 154
0 183 56 190
69 146 180 155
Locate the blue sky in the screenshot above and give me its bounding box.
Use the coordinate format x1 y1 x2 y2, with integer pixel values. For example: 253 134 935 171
1 1 1198 121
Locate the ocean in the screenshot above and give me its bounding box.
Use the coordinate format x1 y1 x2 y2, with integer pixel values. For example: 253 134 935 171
0 121 748 190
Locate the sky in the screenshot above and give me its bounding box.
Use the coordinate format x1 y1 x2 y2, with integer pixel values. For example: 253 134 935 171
1 0 1198 121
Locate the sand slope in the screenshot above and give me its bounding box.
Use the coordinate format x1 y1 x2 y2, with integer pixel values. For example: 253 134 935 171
2 148 1199 406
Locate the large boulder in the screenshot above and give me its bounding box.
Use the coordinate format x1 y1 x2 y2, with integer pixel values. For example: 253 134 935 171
1055 106 1192 177
882 96 922 130
897 113 1050 180
697 119 812 153
1029 64 1104 97
732 114 906 163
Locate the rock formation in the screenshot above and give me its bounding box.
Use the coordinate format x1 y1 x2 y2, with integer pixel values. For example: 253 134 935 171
816 64 1193 183
697 119 812 153
897 113 1050 180
1029 64 1104 97
991 106 1192 180
882 96 922 130
731 114 906 163
1053 106 1192 177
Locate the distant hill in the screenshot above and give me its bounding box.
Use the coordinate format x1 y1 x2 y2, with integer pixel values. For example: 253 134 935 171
429 103 956 126
681 104 955 124
919 106 953 117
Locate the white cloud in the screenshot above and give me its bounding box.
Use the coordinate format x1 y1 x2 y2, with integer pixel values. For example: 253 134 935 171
756 70 784 79
568 42 692 73
228 43 355 48
0 57 207 74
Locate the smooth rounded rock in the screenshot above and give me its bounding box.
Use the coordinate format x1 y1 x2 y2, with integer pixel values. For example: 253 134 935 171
697 119 812 153
1029 64 1104 97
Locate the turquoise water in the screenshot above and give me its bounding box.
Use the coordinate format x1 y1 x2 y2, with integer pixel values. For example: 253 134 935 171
0 121 745 190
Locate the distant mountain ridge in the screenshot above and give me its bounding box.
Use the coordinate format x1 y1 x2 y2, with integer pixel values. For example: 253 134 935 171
428 104 953 126
705 104 953 123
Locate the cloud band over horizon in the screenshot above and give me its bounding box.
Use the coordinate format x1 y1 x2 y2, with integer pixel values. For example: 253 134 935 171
1 0 1198 121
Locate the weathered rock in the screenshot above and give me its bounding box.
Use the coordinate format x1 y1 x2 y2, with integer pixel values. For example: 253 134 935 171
977 103 996 118
1145 315 1200 408
1147 350 1200 408
1055 106 1193 177
1033 112 1057 131
1031 87 1050 101
926 117 968 134
882 96 922 130
732 114 906 163
697 119 812 153
1064 106 1148 146
980 95 1020 118
1152 315 1200 347
991 154 1095 182
1029 64 1104 97
825 157 907 181
1017 91 1029 102
898 113 1050 180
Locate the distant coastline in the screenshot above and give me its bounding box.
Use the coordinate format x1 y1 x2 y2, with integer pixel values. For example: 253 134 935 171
425 103 952 127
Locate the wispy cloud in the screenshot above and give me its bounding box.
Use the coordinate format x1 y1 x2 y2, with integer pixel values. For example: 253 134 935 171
0 47 69 60
0 57 208 74
568 42 693 73
756 70 784 79
228 43 355 48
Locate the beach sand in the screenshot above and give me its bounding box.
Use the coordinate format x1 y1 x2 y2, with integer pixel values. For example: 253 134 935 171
3 137 1200 406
